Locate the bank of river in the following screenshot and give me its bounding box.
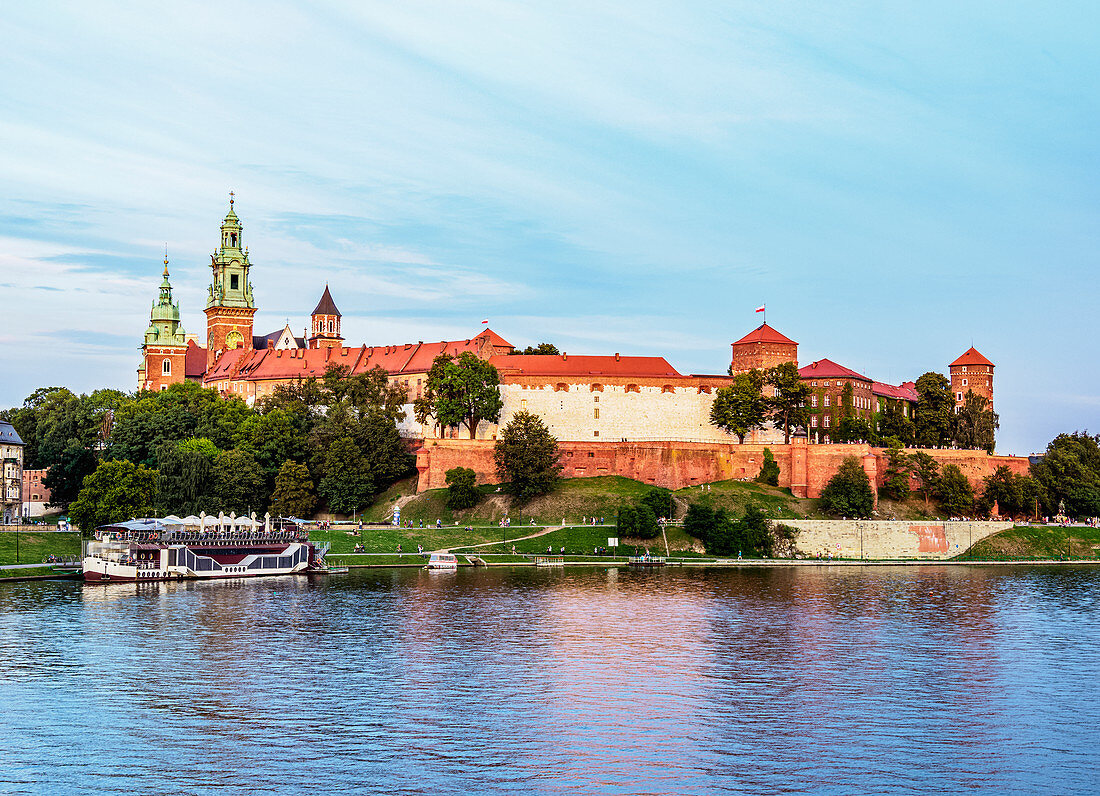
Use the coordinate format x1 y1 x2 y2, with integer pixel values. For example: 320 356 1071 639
2 565 1098 794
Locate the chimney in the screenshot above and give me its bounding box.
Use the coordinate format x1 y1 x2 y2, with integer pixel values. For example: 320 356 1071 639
615 353 620 361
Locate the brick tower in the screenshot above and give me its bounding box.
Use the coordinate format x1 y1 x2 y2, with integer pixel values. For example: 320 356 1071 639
949 347 994 409
138 253 189 391
205 192 257 369
308 285 343 349
730 323 798 375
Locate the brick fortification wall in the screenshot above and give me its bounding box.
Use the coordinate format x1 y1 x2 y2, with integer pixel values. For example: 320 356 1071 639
785 520 1014 559
415 439 1030 496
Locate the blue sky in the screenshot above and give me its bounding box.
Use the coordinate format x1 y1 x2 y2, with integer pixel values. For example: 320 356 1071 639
1 1 1097 454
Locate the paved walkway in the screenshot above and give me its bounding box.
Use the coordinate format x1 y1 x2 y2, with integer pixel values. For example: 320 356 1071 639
443 525 565 554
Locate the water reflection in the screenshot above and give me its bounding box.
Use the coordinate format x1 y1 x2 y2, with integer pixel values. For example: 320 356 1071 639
0 566 1097 794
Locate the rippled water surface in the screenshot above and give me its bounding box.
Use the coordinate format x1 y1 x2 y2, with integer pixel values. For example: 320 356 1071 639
1 565 1098 794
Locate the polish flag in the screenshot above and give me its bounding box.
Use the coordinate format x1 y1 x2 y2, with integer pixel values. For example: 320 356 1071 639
754 305 765 313
481 319 489 324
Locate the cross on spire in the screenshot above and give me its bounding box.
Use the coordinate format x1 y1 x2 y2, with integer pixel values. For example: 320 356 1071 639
229 190 235 207
163 243 169 276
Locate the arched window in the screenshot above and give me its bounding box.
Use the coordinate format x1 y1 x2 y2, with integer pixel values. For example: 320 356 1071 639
328 320 333 333
162 359 171 375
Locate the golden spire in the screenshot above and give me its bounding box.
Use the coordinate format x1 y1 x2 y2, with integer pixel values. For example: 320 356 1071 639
163 244 169 277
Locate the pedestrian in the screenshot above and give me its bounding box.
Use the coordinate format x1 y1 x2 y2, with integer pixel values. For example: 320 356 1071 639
397 544 402 554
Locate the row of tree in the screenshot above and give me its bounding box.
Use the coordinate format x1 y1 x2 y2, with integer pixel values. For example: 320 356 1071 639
818 432 1100 520
709 367 999 451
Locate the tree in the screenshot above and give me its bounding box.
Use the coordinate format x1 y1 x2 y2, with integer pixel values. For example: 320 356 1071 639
416 352 503 438
520 343 560 355
237 408 308 476
910 451 941 508
270 460 316 518
43 443 98 508
445 467 480 510
936 464 975 517
835 416 872 444
618 503 659 539
68 459 157 532
493 411 563 500
765 362 811 444
755 448 780 486
978 466 1039 519
706 506 769 557
318 437 374 515
710 370 767 443
322 364 407 425
1030 432 1100 519
683 503 715 540
914 372 954 448
878 447 912 502
877 399 916 446
954 390 999 452
212 449 267 515
819 456 874 518
639 487 674 521
155 439 216 515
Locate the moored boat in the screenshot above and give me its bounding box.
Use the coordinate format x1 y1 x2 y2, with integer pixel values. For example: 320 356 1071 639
426 552 458 570
82 517 331 583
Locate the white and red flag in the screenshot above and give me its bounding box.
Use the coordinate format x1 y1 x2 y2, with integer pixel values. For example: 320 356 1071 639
481 319 489 324
754 304 765 313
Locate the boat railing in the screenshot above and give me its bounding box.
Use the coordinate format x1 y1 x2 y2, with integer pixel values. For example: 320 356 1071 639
93 529 310 545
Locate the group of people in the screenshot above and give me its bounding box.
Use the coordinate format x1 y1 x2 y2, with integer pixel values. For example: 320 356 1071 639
580 517 606 525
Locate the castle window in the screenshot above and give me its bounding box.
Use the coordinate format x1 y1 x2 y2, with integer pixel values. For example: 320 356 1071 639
231 233 237 247
594 430 599 437
521 399 527 410
328 320 333 333
824 415 830 428
160 385 168 391
625 384 640 393
811 416 817 428
231 274 239 291
590 383 603 392
594 408 599 420
823 396 830 407
162 359 171 375
662 385 675 394
697 385 711 394
554 383 569 392
962 378 968 386
811 395 818 408
962 366 968 373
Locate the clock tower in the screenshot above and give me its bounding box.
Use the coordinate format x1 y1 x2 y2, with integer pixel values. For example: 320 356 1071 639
205 192 257 368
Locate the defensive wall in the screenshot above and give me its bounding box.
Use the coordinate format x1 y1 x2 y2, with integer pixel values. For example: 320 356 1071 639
414 438 1030 500
783 520 1014 560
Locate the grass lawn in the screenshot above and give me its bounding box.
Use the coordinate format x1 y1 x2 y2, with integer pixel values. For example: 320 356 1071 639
954 525 1100 561
0 566 69 579
0 531 80 566
450 523 705 557
308 524 533 554
673 479 813 519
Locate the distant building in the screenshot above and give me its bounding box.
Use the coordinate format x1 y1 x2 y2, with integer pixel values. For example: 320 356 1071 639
21 469 51 518
729 323 798 375
950 347 994 410
799 359 875 444
0 421 25 524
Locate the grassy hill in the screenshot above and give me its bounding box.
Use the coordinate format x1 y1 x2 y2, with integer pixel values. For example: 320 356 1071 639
954 525 1100 561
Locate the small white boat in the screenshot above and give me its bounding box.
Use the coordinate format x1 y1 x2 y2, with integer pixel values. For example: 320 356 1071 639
426 552 458 570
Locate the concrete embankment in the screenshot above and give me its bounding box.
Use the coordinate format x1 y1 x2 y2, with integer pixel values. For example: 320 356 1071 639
782 519 1014 560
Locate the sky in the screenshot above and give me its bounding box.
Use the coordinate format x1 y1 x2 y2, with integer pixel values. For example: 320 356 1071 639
1 1 1097 454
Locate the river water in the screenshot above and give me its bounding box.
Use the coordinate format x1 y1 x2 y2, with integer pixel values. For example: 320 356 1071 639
0 565 1097 795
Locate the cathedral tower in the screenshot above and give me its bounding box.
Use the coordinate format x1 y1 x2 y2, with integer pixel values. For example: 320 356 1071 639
138 253 189 391
205 192 257 368
309 285 343 349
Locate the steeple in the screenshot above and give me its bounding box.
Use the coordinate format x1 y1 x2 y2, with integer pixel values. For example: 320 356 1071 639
147 250 185 340
139 249 189 391
309 284 343 349
204 193 258 368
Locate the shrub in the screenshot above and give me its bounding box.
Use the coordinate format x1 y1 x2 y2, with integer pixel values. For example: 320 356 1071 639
755 448 780 486
820 456 874 518
444 467 480 510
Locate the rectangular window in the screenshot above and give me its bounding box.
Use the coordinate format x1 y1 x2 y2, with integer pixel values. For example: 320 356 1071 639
594 430 599 437
231 274 239 291
811 416 818 428
594 408 599 419
594 396 599 403
824 415 831 428
521 399 527 409
811 395 818 407
824 396 830 407
962 378 968 386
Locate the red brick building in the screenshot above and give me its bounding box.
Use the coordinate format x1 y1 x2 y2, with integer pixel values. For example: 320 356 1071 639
730 323 798 375
799 359 875 443
950 347 994 409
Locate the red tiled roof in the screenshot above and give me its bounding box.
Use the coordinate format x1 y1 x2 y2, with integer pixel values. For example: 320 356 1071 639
185 340 207 378
490 354 682 379
798 358 872 382
208 328 514 383
950 347 994 368
731 323 797 347
872 381 919 402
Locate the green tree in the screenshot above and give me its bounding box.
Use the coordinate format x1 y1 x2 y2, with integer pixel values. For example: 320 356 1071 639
936 464 975 517
445 467 480 510
706 506 769 557
212 449 267 515
155 440 216 515
819 456 875 518
237 408 308 476
877 399 916 446
270 460 316 518
765 362 811 444
910 451 941 508
710 370 767 443
43 443 98 508
618 503 659 539
914 372 954 448
1030 432 1100 518
953 390 999 452
68 459 157 532
683 503 715 540
755 448 780 486
416 352 503 438
520 343 560 355
318 437 374 515
878 447 912 501
493 411 563 501
978 466 1039 519
639 487 674 521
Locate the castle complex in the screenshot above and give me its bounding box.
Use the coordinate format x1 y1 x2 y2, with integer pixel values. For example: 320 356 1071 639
139 199 1005 496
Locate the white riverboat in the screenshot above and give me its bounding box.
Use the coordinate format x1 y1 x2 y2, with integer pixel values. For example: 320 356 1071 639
426 552 458 570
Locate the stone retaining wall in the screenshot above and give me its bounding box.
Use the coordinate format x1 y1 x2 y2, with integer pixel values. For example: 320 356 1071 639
782 520 1014 560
